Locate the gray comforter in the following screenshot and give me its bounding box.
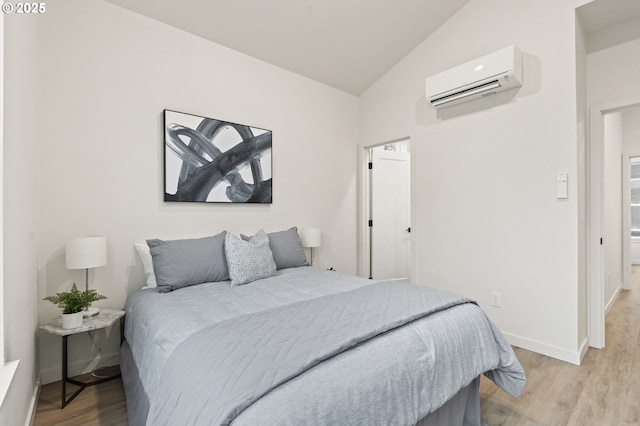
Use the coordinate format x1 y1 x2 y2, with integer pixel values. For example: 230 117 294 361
124 267 525 425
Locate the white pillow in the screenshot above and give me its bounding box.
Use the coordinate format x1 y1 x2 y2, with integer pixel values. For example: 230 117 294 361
225 230 277 286
134 243 157 288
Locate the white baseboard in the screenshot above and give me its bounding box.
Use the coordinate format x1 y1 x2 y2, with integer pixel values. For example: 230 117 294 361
605 284 622 316
497 286 619 366
40 352 120 385
502 332 582 365
25 382 39 426
578 336 589 364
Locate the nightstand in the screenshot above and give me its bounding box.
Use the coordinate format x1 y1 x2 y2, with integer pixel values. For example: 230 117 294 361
39 309 125 408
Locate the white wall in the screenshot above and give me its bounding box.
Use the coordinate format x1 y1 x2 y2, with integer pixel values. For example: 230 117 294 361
1 12 40 425
586 16 640 54
622 109 640 156
37 0 359 383
631 239 640 264
360 0 585 363
603 112 623 307
587 38 640 106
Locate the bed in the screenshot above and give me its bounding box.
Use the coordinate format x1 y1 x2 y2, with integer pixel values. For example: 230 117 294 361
121 229 525 425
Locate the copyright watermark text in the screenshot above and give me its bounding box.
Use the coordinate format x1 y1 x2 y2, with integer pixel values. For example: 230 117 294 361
2 3 46 13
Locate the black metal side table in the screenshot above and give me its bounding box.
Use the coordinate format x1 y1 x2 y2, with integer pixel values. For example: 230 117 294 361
39 309 125 408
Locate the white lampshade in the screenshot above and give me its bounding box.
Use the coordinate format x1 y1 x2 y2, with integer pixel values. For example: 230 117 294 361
66 236 107 269
300 228 321 248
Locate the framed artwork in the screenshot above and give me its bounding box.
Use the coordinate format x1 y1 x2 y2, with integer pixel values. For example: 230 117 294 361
163 109 272 203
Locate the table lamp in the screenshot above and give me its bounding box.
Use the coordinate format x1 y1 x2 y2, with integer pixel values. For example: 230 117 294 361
300 228 321 266
66 236 107 317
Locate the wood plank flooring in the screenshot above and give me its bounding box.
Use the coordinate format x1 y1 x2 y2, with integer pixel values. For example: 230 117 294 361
480 266 640 425
34 268 640 425
34 369 127 426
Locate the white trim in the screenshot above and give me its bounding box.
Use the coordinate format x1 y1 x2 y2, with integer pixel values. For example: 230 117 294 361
588 103 605 349
588 94 640 350
605 283 622 315
0 9 5 371
503 333 582 365
0 360 19 408
623 156 632 290
579 337 590 364
357 146 371 278
25 382 38 426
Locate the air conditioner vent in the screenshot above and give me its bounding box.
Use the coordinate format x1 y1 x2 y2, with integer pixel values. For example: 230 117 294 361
425 46 522 109
430 79 502 107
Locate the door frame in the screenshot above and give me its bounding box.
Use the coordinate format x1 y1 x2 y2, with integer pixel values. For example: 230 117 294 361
621 155 640 292
358 137 411 280
622 154 631 291
589 95 640 349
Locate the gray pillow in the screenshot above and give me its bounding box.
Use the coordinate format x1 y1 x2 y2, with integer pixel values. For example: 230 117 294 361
226 230 277 286
147 232 228 292
242 227 309 270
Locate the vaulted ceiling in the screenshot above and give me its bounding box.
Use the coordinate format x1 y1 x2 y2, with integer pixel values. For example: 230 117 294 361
106 0 469 95
106 0 640 95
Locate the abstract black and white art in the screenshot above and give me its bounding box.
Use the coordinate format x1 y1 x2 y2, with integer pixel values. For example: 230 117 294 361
164 110 272 203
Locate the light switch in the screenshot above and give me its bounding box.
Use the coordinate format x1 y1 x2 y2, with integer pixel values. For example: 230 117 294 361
557 173 568 199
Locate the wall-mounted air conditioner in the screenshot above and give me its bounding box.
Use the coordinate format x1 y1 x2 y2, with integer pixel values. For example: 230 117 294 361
425 45 522 109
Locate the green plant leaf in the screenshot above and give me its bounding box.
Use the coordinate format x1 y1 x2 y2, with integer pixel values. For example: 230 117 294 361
43 283 107 314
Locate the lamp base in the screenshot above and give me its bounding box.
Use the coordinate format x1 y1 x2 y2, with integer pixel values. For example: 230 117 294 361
83 307 99 317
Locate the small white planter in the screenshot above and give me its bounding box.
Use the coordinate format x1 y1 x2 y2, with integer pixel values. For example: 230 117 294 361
62 311 83 329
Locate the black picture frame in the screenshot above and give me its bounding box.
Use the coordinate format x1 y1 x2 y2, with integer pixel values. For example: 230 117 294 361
163 109 272 203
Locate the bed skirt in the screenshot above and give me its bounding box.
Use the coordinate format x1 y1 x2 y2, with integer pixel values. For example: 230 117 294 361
121 341 150 426
120 340 482 426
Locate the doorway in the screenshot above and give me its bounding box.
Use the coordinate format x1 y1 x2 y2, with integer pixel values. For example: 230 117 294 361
620 108 640 292
365 140 411 280
589 97 640 349
626 157 640 286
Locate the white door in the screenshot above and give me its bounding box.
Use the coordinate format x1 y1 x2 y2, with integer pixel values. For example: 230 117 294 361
370 149 410 280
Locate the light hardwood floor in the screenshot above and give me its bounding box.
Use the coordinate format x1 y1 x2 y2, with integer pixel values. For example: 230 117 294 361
480 266 640 425
34 369 127 426
34 269 640 425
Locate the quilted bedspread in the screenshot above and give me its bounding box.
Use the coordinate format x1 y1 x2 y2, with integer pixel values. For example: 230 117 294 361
138 275 525 425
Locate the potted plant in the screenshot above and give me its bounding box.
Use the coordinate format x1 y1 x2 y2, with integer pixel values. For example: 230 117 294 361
43 284 106 329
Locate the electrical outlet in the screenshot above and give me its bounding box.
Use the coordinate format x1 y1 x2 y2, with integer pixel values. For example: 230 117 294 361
491 291 501 308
